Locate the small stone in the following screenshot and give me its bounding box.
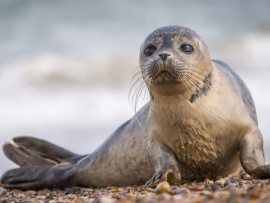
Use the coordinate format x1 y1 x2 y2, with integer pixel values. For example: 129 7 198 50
208 180 214 185
154 181 172 194
65 187 81 194
248 188 262 199
37 195 46 200
17 195 24 199
140 190 150 195
38 189 51 195
136 193 155 203
0 186 7 195
215 178 225 186
213 190 230 199
200 190 212 196
117 195 133 203
82 188 94 192
157 193 172 201
93 195 114 203
82 191 90 196
45 194 57 200
191 196 204 203
211 184 220 191
239 180 246 186
114 194 123 200
224 179 239 187
171 185 183 194
10 189 22 195
241 173 251 180
191 186 204 191
1 199 10 203
173 194 184 201
251 179 258 184
204 178 212 185
66 194 77 200
24 190 37 197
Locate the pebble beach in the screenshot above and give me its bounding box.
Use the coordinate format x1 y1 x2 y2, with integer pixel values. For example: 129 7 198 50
1 175 270 203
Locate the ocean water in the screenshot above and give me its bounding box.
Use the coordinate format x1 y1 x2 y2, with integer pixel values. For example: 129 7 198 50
0 0 270 175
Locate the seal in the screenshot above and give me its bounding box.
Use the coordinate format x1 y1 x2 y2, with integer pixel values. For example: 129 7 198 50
1 25 270 190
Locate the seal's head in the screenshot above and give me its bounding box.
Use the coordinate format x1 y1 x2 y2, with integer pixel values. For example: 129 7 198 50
140 25 212 96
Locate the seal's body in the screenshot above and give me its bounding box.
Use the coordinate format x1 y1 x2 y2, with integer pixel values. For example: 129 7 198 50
1 26 269 189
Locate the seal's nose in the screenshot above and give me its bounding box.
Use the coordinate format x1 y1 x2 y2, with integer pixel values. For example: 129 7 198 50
158 53 171 61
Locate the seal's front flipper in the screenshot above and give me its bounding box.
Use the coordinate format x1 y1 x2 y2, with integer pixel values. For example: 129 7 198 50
145 168 180 187
13 136 78 162
146 136 181 187
1 165 76 190
240 128 270 178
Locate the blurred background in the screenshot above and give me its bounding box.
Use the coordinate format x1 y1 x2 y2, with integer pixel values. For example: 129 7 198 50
0 0 270 174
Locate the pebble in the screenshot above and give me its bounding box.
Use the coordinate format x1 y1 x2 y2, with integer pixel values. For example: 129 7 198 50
251 179 258 184
93 195 114 203
157 193 172 201
213 190 231 199
45 193 57 200
66 193 77 200
171 185 183 194
24 190 37 197
154 181 172 194
204 178 212 185
240 172 251 180
211 184 221 191
38 189 51 195
37 195 46 200
215 178 226 186
224 179 239 187
1 199 10 203
248 187 262 199
65 187 81 194
0 187 7 196
191 186 204 191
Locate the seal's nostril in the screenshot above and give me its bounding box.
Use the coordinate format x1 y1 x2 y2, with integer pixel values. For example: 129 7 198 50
158 53 171 61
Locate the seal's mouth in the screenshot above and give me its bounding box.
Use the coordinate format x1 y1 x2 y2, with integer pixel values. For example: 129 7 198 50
155 71 172 78
154 71 174 83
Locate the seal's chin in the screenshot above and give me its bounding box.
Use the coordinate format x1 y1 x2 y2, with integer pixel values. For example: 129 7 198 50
154 71 177 83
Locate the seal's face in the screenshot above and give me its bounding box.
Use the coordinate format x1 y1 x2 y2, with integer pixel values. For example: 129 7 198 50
139 25 212 96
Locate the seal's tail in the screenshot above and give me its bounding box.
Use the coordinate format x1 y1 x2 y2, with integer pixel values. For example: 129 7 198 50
3 136 78 167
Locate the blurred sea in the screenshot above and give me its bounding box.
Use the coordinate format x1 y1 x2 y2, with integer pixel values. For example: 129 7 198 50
0 0 270 174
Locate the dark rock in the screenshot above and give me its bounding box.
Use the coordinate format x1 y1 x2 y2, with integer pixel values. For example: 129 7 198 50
24 190 37 197
211 184 221 191
64 187 81 194
171 185 183 194
1 199 10 203
224 179 239 187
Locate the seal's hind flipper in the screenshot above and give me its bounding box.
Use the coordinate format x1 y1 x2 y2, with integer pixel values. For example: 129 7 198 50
3 143 56 167
1 165 74 190
13 136 78 162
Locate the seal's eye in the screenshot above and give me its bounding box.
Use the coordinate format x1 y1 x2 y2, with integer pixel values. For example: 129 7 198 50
180 44 194 54
144 45 156 56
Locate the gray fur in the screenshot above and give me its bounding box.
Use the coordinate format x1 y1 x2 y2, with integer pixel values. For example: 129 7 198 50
213 60 258 124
